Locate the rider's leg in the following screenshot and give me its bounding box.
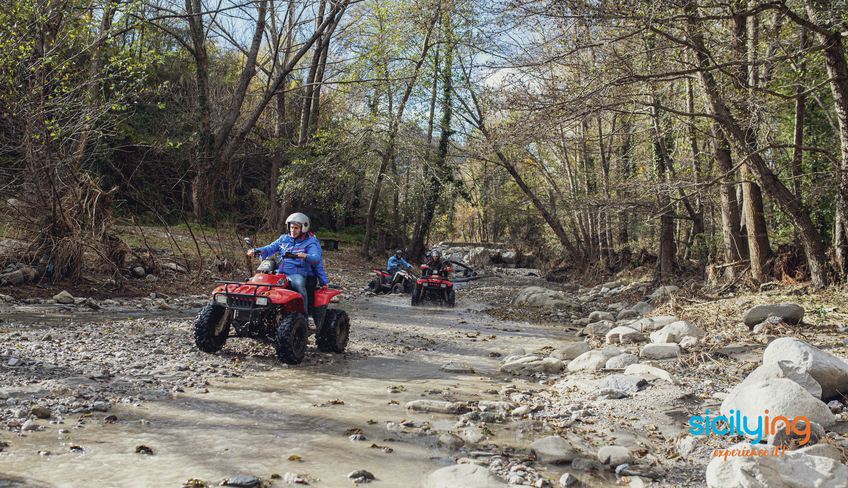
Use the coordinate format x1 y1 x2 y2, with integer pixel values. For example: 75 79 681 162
287 273 310 320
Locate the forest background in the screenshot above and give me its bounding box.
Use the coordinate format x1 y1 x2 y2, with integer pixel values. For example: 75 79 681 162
3 0 848 291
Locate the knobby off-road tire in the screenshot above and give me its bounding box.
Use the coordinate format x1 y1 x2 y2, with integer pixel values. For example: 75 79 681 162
316 309 350 353
194 303 232 353
368 280 381 294
275 314 308 364
404 280 414 294
447 289 456 307
411 286 421 306
391 283 404 294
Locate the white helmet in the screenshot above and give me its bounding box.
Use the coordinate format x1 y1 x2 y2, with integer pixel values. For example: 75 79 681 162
285 212 311 235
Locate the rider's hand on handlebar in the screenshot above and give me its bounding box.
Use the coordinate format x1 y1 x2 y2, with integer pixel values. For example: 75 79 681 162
247 249 256 257
296 252 307 259
320 284 329 290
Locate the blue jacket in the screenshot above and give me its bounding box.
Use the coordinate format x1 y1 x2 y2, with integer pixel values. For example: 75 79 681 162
305 233 328 286
387 255 410 272
256 233 321 276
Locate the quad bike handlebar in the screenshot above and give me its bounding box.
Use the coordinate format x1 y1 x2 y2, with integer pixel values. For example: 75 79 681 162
244 238 299 260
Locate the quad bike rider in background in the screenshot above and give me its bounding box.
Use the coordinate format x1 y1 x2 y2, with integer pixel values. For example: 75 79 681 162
368 249 417 294
412 250 456 307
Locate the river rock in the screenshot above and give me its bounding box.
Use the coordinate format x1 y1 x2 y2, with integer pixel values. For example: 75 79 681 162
512 287 581 310
606 353 639 370
477 401 518 414
679 336 702 350
0 267 36 286
419 464 509 488
441 362 477 374
624 363 680 385
223 476 260 487
617 309 639 321
762 338 848 400
585 320 614 336
649 321 706 343
406 400 468 415
650 285 679 299
588 311 615 323
501 357 563 375
632 301 654 315
53 290 75 304
529 435 578 464
597 375 648 394
742 303 805 328
639 343 680 359
567 350 622 372
730 361 822 399
719 378 836 435
706 441 848 488
438 433 465 450
767 419 825 447
627 315 678 333
606 326 645 344
550 342 591 360
31 405 51 419
794 443 844 462
598 446 632 466
571 458 603 471
459 427 486 445
677 436 699 458
559 473 579 487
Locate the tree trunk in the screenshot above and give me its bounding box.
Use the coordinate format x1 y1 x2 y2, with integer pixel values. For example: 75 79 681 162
687 4 828 289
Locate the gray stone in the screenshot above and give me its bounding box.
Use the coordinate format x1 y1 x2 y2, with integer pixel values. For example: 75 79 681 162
597 446 632 466
550 342 591 361
767 419 825 447
571 458 603 471
627 315 678 333
649 321 706 343
624 364 681 385
606 326 645 344
679 336 702 350
632 301 654 315
585 320 613 336
677 436 699 458
742 302 805 327
762 338 848 399
795 443 844 462
53 290 74 304
639 343 680 359
616 309 640 321
588 311 615 323
441 362 477 374
706 441 848 488
419 464 509 488
529 436 578 464
30 405 50 419
406 400 468 414
132 266 146 277
720 378 836 439
559 473 579 487
732 361 822 399
605 353 639 370
512 287 582 310
21 419 36 431
567 350 622 372
223 476 260 487
501 357 563 375
597 375 648 394
650 285 679 299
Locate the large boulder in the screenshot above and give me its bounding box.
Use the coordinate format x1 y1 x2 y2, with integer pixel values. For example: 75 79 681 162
588 311 615 323
730 361 822 399
649 321 706 343
719 378 836 437
606 326 646 344
762 338 848 400
501 357 563 375
627 315 679 333
511 287 581 311
639 343 680 359
742 303 805 328
567 350 622 372
419 464 509 488
551 342 591 361
706 441 848 488
529 436 578 464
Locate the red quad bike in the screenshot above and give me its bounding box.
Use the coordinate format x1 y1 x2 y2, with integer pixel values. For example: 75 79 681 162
411 263 455 307
193 238 350 364
367 266 417 294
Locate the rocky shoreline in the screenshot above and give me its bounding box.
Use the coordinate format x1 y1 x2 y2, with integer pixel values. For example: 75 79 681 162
2 268 848 487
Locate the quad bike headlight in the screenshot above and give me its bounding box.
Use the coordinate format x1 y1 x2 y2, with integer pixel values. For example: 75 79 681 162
214 294 227 304
255 296 269 306
440 283 447 288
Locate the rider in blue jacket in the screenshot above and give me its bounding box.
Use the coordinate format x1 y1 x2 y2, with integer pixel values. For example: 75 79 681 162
249 213 322 324
387 249 410 273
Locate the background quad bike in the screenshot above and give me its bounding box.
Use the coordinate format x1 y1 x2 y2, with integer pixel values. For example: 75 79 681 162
367 267 418 295
410 259 489 308
193 239 350 365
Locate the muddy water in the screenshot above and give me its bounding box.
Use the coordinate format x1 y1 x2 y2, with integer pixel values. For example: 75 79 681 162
1 294 613 487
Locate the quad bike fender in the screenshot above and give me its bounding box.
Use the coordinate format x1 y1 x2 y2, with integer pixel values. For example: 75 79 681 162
267 289 304 313
314 288 341 307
